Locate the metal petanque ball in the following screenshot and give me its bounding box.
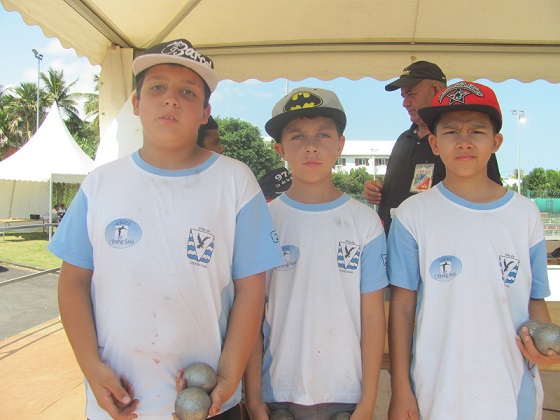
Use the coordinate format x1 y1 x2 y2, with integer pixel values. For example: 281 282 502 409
269 409 295 420
182 362 217 393
532 323 560 355
330 412 352 420
174 387 212 420
517 319 544 339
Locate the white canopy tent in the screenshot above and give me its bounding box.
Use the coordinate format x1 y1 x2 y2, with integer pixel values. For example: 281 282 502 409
2 0 559 137
93 94 142 167
0 106 94 221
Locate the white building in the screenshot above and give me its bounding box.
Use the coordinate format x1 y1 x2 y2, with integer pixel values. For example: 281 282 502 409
337 140 396 177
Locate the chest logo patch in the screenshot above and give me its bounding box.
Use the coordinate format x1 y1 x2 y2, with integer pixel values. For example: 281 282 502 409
105 219 142 248
499 254 519 285
187 229 215 264
338 241 361 271
429 255 462 282
276 245 300 271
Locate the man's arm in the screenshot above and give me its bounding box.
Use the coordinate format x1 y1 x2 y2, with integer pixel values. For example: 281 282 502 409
388 286 420 420
352 289 385 419
58 261 138 419
209 273 266 417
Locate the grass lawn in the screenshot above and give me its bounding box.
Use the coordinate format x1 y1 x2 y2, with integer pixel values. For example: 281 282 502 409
0 232 61 269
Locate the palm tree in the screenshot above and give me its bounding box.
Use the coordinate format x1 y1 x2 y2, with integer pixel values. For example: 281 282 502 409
83 73 99 134
2 82 43 145
40 68 81 120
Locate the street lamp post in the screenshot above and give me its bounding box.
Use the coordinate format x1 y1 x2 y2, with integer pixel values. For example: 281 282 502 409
370 148 378 180
511 110 526 194
32 49 43 132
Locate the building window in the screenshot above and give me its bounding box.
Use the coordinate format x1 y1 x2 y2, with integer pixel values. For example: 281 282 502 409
337 158 346 166
373 157 388 166
355 158 369 166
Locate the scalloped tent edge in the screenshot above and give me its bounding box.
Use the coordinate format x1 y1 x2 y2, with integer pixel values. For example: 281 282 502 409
2 0 559 137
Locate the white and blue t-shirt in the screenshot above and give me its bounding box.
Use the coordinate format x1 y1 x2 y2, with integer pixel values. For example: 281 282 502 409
388 182 550 420
262 193 388 405
48 151 284 419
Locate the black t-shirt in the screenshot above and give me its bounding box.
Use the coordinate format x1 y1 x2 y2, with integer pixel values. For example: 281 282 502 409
378 124 502 236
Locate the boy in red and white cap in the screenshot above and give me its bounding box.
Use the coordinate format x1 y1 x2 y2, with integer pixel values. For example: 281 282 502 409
49 39 283 420
387 81 559 419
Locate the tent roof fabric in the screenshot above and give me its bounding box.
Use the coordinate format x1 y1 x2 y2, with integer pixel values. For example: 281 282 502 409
0 106 94 183
2 0 560 83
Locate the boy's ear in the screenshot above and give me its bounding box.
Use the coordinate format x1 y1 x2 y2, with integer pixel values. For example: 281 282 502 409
273 142 285 159
132 92 140 116
201 105 211 124
428 133 439 155
492 133 504 152
338 135 346 155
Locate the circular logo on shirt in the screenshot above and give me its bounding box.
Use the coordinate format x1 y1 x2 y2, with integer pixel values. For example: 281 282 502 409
105 219 142 248
276 245 300 271
429 255 462 282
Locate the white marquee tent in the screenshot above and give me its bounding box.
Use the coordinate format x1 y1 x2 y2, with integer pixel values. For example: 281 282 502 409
2 0 558 137
0 106 94 220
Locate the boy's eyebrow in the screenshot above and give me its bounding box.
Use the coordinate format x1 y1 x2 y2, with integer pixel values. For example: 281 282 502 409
284 121 338 134
439 120 490 129
144 74 202 86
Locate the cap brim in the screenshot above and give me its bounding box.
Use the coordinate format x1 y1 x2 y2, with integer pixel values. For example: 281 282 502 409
385 76 427 91
133 54 219 92
419 104 503 134
265 108 347 142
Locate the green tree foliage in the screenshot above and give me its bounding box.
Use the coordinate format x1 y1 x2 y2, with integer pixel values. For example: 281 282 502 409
332 167 375 195
524 168 560 197
2 82 45 145
83 73 100 136
0 69 100 159
41 68 81 120
216 116 283 178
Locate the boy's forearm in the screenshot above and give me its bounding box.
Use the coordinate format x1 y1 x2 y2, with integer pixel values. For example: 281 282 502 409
218 273 265 394
388 286 417 393
529 298 552 323
58 262 101 376
243 330 264 407
358 289 386 414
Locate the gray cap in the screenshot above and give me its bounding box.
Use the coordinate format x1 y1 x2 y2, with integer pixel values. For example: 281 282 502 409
265 87 347 142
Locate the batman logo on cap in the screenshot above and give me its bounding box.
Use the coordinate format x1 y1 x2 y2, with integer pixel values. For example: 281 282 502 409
284 91 323 112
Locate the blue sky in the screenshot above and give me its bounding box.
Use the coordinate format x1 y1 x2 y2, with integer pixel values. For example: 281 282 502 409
1 5 559 177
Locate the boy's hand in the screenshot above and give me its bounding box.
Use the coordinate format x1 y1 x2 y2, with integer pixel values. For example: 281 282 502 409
363 180 383 205
350 403 374 420
175 369 237 418
516 326 560 366
89 364 139 420
388 390 420 420
245 401 269 420
207 373 237 417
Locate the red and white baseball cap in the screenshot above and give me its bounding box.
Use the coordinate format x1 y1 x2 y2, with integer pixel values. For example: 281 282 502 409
419 81 502 133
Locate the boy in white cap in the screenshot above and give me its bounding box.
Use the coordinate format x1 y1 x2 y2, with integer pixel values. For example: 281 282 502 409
49 39 284 420
244 88 388 420
387 81 559 419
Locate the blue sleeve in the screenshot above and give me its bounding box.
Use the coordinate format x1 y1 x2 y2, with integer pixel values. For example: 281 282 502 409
47 188 94 270
387 216 420 290
529 239 550 299
360 232 389 293
232 193 284 280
